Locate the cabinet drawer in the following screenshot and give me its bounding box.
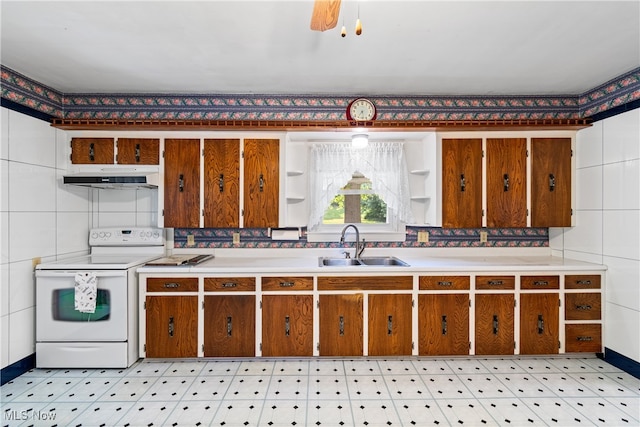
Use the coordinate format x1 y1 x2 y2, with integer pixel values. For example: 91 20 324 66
520 275 559 290
475 276 515 290
204 277 255 291
565 293 601 320
420 275 470 290
565 324 602 352
565 275 601 289
147 277 198 292
262 276 313 291
318 276 413 291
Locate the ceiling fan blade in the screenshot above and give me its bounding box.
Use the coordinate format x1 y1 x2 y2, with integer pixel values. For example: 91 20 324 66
310 0 342 31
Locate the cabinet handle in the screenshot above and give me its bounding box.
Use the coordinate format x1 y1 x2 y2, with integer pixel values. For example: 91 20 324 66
179 174 184 192
441 315 448 335
492 315 499 335
339 315 345 336
164 282 180 288
576 280 592 285
537 314 544 334
533 281 549 286
219 174 224 192
503 173 510 192
549 173 556 192
279 281 295 287
89 143 95 161
168 316 174 337
221 282 237 288
488 280 504 286
227 316 233 337
460 174 466 192
259 173 265 192
284 316 290 336
387 315 393 335
135 144 141 162
576 304 592 311
437 281 453 287
577 336 593 341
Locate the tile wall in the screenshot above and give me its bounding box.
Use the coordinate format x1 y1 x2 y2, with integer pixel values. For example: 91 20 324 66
551 107 640 366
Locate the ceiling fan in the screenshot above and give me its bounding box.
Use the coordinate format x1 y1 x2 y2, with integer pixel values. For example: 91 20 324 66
310 0 342 31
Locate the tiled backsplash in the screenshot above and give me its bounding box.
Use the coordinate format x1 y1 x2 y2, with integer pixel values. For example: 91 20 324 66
174 226 548 249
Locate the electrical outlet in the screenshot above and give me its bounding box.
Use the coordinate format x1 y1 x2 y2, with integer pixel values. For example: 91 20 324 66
479 231 488 243
417 231 429 243
32 257 41 269
187 234 195 246
233 232 240 244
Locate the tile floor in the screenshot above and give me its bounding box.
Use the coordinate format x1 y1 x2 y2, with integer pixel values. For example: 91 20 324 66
1 356 639 426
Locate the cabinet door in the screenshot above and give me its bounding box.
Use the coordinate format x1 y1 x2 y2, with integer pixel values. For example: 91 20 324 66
486 138 527 227
164 139 200 228
117 138 160 164
442 139 482 228
519 293 559 354
243 139 279 227
204 139 240 227
204 295 255 357
71 137 114 164
262 294 313 356
145 296 198 358
368 294 412 356
475 294 514 355
419 294 469 355
319 294 363 356
531 138 572 227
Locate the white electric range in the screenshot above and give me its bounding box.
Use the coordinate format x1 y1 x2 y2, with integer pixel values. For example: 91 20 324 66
35 227 165 368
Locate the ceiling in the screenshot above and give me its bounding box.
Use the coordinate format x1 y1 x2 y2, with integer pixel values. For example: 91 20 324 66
1 1 639 97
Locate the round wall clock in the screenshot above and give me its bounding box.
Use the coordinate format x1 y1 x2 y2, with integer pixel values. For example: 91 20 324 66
347 98 377 121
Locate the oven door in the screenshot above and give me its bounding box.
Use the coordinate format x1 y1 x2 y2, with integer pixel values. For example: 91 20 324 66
36 270 129 341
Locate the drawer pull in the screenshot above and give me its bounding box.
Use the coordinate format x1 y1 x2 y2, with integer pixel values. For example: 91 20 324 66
227 316 232 337
339 315 344 336
89 143 95 161
549 173 556 192
259 173 265 192
576 304 592 311
577 336 593 341
168 316 174 337
503 173 510 192
533 281 549 286
488 280 504 286
178 174 184 192
438 281 453 287
492 315 499 335
576 280 592 285
537 314 544 334
135 143 141 162
387 315 393 335
222 282 237 288
442 315 448 335
460 174 466 192
164 282 180 288
219 174 224 192
279 281 295 287
284 316 290 336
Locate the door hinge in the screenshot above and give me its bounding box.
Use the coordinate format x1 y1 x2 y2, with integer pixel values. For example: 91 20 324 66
317 342 320 351
317 300 320 308
559 340 562 349
527 208 529 217
144 344 146 352
526 150 529 157
469 299 471 307
259 343 262 351
571 149 574 157
202 301 205 309
482 209 485 217
202 209 205 217
241 150 244 159
162 209 164 217
162 150 165 158
202 344 205 352
469 341 472 349
514 299 517 307
143 301 146 310
559 299 562 307
412 299 415 308
571 209 574 216
241 209 245 217
514 341 517 349
482 150 485 158
412 342 415 350
259 300 262 309
115 154 118 162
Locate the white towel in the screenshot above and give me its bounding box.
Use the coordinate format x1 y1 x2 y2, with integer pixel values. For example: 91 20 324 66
74 272 97 313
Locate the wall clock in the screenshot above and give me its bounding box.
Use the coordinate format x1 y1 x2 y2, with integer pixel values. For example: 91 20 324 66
347 98 377 121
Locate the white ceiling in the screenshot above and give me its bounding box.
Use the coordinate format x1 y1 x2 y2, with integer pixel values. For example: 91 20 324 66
1 1 639 97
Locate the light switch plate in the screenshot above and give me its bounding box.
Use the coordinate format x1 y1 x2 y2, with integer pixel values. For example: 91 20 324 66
417 231 429 243
479 231 488 243
187 234 195 246
233 232 240 244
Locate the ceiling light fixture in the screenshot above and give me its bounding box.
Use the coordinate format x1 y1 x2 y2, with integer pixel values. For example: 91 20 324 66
351 134 369 148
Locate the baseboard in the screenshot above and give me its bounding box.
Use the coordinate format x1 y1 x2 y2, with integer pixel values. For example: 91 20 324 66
602 347 640 379
0 353 36 386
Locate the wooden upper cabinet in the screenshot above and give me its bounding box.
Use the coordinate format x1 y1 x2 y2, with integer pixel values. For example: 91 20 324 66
204 139 240 228
70 137 114 164
164 139 200 228
117 138 160 164
442 138 482 228
243 139 280 228
486 138 527 227
531 138 572 227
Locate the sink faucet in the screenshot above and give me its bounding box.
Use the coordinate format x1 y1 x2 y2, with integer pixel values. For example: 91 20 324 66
340 224 365 259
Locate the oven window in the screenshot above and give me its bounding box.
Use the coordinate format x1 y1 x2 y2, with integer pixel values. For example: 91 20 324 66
52 289 111 321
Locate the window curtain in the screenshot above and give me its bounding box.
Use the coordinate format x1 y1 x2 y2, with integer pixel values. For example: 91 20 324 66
308 141 414 229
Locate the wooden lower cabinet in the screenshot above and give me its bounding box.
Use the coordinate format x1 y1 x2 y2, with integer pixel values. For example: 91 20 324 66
519 293 559 354
262 294 314 356
418 294 470 355
145 295 198 358
368 294 412 356
319 294 363 356
475 294 515 355
204 295 255 357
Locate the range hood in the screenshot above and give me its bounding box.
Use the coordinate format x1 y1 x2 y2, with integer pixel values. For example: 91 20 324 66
63 167 159 189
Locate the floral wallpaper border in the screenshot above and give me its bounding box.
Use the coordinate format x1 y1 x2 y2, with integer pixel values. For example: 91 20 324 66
2 65 638 122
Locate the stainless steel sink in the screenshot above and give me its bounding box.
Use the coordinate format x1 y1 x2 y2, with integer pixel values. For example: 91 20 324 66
318 256 409 267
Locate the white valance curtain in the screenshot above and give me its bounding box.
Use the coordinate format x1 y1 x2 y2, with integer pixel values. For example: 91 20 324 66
308 141 414 229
